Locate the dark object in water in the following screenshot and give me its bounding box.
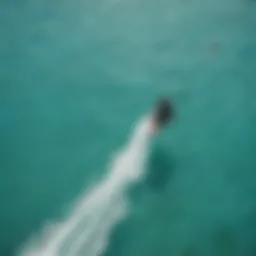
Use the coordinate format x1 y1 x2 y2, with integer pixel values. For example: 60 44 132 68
153 98 174 127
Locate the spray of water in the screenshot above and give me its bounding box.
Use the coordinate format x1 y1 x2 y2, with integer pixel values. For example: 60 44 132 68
19 115 155 256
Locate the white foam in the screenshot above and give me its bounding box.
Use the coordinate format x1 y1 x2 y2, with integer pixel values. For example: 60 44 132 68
18 115 154 256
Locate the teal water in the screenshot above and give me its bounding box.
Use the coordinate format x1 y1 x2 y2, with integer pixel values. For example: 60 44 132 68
1 0 256 255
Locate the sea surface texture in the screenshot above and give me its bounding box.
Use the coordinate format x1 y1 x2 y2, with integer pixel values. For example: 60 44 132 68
1 0 256 255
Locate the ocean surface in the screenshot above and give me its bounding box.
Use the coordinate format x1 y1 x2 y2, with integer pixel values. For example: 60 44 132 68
1 0 256 255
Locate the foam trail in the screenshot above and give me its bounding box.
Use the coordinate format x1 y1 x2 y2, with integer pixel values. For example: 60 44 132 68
19 115 154 256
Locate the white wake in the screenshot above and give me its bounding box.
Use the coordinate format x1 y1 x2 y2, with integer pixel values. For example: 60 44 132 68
19 115 155 256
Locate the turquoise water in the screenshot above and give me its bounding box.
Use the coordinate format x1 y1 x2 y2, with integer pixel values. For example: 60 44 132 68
1 0 256 255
